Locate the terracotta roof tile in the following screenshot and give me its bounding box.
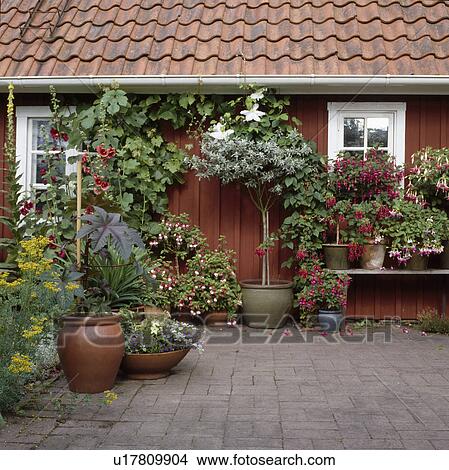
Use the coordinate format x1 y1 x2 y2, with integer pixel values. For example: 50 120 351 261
1 0 449 77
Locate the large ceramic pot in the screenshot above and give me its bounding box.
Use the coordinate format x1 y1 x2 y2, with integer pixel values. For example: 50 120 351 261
139 305 170 319
405 253 429 270
318 309 344 333
360 241 386 270
121 349 190 379
240 280 293 329
440 241 449 268
323 244 349 270
57 316 124 393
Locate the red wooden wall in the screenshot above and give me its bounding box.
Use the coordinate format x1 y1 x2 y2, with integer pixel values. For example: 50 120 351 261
1 93 449 319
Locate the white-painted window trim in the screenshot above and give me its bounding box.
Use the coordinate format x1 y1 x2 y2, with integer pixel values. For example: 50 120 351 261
327 102 406 167
15 106 77 197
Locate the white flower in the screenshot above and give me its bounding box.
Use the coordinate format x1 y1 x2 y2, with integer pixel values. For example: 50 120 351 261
209 123 234 140
240 103 265 122
250 89 265 101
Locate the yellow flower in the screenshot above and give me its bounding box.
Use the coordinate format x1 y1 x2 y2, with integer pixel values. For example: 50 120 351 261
103 390 118 405
0 273 23 289
17 237 52 275
22 317 47 339
8 353 33 374
43 281 60 293
66 282 79 292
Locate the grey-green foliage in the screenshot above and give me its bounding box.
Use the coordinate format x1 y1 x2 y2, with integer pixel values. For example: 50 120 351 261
191 130 313 209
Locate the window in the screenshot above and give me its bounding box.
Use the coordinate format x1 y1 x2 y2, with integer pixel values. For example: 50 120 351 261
16 106 76 195
327 102 406 166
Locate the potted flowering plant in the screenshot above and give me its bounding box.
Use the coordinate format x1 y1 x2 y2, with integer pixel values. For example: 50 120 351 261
57 206 145 393
120 310 202 379
407 147 449 267
383 199 449 270
174 238 241 325
188 88 316 328
351 200 394 269
296 266 351 332
330 148 403 203
322 198 358 269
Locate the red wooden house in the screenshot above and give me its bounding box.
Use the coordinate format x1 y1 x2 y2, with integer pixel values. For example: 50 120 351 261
1 0 449 319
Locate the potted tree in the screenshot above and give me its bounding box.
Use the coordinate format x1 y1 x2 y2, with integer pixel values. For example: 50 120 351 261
383 199 448 270
188 88 316 328
57 206 145 393
296 266 351 333
120 310 202 379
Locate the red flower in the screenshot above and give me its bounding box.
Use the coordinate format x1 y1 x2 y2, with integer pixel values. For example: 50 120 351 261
296 249 307 261
100 181 110 191
326 197 336 208
355 211 364 220
39 168 47 176
96 144 108 157
50 127 59 140
85 205 94 215
61 132 69 142
57 250 67 259
255 247 266 258
48 235 57 250
51 176 57 183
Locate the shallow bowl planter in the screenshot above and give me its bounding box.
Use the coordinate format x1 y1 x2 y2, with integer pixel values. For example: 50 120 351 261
405 253 429 270
121 349 190 379
323 244 349 270
240 280 293 329
360 241 386 270
318 309 344 333
57 315 124 394
205 311 228 326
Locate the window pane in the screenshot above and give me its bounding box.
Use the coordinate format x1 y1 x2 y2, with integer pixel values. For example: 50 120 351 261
344 118 365 147
367 117 388 147
35 154 48 185
31 119 51 151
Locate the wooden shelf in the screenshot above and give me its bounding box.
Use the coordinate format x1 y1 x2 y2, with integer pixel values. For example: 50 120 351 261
329 269 449 275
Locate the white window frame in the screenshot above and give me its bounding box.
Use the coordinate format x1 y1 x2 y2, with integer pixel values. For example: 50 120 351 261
16 106 77 196
327 102 406 167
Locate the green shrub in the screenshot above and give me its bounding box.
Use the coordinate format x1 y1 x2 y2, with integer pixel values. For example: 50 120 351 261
417 308 449 335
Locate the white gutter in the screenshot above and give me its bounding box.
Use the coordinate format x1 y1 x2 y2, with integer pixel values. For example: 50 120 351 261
1 75 449 94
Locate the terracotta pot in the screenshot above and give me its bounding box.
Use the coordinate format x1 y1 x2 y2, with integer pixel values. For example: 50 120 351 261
240 280 293 329
323 244 349 270
405 253 429 270
205 311 228 326
57 316 124 394
360 242 386 269
140 305 170 319
121 349 190 379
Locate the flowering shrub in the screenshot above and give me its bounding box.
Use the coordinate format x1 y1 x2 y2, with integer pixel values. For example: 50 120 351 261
174 240 241 318
296 266 351 312
323 199 359 245
383 199 449 264
144 260 178 310
330 148 403 202
407 147 449 207
0 237 80 413
147 213 206 275
120 311 202 354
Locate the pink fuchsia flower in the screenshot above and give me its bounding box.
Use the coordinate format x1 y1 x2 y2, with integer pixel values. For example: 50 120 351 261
255 247 266 258
326 197 336 208
296 249 307 261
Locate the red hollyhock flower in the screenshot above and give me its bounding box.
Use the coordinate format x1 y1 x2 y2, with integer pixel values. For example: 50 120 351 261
61 132 69 142
95 144 108 157
85 205 94 215
39 168 47 176
50 127 59 140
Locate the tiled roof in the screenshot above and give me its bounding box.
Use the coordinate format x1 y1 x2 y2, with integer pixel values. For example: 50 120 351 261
1 0 449 77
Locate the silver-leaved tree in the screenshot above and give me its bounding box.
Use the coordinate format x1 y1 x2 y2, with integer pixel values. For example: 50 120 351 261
187 88 314 286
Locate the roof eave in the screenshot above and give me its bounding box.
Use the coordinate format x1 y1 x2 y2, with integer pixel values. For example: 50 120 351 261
1 75 449 94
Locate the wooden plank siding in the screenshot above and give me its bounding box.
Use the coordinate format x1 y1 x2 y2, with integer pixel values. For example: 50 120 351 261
1 93 449 319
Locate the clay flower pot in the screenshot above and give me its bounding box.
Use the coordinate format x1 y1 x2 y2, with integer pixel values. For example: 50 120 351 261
57 316 124 394
205 311 228 326
121 349 190 379
405 253 429 270
360 241 386 269
323 244 349 270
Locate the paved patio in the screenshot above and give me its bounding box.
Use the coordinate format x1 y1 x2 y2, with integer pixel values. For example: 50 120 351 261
2 326 449 450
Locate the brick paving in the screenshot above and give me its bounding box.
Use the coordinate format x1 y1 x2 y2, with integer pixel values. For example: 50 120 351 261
2 326 449 450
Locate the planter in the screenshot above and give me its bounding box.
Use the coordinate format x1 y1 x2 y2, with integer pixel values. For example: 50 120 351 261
121 349 190 379
205 311 228 326
405 253 429 270
139 305 170 319
240 280 293 329
441 241 449 268
323 244 349 270
318 309 344 333
360 241 386 270
57 316 124 393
